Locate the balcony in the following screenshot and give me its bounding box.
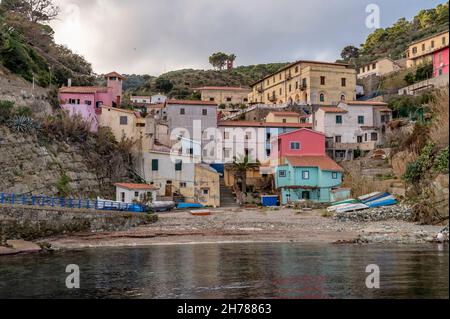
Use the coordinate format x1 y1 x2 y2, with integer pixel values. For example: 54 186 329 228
299 84 307 91
268 95 277 102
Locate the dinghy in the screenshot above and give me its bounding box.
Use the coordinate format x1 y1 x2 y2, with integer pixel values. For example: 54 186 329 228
335 203 369 213
365 195 397 208
149 201 176 212
358 192 382 202
330 198 359 206
361 192 391 204
328 202 359 213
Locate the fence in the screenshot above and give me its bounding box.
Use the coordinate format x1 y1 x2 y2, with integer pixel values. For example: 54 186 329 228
0 193 141 212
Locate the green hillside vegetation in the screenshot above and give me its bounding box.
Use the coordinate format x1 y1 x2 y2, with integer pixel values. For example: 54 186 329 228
131 63 289 99
339 1 449 67
0 1 95 88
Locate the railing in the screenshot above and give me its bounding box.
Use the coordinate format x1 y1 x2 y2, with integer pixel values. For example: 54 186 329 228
0 193 140 212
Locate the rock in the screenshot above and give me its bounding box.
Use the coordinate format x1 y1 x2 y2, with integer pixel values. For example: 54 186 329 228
0 246 18 256
6 240 42 253
333 204 413 222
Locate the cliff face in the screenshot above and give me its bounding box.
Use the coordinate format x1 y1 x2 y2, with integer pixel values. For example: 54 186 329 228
0 125 130 199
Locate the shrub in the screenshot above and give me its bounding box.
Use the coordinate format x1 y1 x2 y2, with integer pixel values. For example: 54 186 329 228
41 110 90 142
434 147 449 174
56 173 72 197
0 100 14 123
7 115 34 133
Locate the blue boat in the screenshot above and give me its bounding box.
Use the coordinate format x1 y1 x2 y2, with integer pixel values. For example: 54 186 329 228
177 202 205 209
361 192 391 204
365 195 397 208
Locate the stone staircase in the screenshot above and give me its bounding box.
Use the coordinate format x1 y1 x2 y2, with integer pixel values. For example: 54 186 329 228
220 179 239 208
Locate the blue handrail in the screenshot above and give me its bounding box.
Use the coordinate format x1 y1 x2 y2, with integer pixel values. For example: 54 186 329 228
0 192 145 212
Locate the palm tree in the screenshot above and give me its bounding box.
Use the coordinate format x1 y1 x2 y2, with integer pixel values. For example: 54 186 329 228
228 155 260 195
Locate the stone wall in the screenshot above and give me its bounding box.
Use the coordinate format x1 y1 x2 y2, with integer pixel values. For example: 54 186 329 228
0 204 158 244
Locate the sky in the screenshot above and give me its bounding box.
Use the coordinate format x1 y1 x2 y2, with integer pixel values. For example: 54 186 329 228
50 0 447 76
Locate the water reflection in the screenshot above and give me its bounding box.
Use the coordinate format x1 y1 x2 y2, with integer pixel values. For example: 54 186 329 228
0 243 448 299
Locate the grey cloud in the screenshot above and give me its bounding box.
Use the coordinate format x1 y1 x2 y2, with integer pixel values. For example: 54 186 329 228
51 0 447 75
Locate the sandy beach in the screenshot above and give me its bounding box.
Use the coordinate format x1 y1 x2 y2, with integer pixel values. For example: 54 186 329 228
42 208 446 249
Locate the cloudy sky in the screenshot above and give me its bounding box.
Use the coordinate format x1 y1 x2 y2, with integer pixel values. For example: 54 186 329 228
50 0 446 75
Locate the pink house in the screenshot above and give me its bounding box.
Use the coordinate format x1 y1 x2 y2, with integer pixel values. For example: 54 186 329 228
273 128 326 159
433 46 449 77
59 72 124 132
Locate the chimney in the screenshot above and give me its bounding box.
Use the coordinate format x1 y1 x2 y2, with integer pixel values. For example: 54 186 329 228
67 78 72 87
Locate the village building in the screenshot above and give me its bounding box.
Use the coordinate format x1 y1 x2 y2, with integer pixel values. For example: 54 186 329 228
433 45 449 77
406 30 449 68
265 111 306 123
131 94 167 105
115 183 159 204
195 86 251 106
357 58 403 79
59 71 125 132
249 60 357 105
313 101 392 161
271 129 346 204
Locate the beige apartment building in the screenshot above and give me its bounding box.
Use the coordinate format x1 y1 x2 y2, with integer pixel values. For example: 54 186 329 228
249 60 357 106
357 58 403 79
265 111 303 123
406 30 449 68
195 86 252 106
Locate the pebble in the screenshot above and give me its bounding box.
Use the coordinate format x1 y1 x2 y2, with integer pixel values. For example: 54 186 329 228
333 205 413 222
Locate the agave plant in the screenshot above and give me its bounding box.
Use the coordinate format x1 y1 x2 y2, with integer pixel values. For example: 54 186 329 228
8 115 35 133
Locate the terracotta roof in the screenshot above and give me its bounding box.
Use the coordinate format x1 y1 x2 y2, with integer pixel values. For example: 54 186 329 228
277 128 325 138
268 111 301 117
218 121 313 128
318 107 348 113
285 156 344 172
376 108 393 112
194 86 251 91
59 86 108 94
345 101 388 106
166 99 218 106
114 183 159 190
105 71 125 79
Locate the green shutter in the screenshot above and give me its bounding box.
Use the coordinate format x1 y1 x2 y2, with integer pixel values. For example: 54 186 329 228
175 160 182 171
152 159 159 171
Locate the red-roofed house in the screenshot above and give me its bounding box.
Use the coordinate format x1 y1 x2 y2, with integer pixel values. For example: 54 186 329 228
194 86 252 106
271 129 347 203
59 72 124 132
313 101 392 161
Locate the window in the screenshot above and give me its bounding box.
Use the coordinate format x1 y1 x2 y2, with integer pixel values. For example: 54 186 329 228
332 172 338 179
151 159 159 171
372 63 376 69
289 84 292 92
290 142 301 150
69 99 80 105
282 119 287 123
120 116 128 125
320 76 325 85
175 160 182 171
203 189 209 195
243 98 248 102
431 40 435 48
202 109 208 116
295 66 299 73
223 149 231 158
371 133 378 141
341 78 346 87
336 115 342 124
358 116 365 125
226 97 232 102
266 149 271 157
422 43 426 51
365 133 368 141
302 171 310 180
412 47 417 54
209 97 215 102
180 108 185 115
302 78 307 87
279 88 282 95
266 132 271 141
279 170 286 177
295 81 299 89
120 192 125 203
442 37 446 45
357 136 363 143
340 95 346 101
245 132 252 140
335 135 342 143
180 182 187 188
85 100 92 105
134 191 139 198
224 132 230 139
320 93 325 102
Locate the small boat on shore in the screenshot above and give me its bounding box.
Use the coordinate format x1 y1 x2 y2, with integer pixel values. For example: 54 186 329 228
149 201 176 212
358 192 382 202
365 195 397 208
191 210 211 216
328 202 359 212
361 192 391 204
177 202 205 209
330 198 359 206
335 203 369 213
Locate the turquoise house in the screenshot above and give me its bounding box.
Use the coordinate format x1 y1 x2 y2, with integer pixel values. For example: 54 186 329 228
275 156 345 204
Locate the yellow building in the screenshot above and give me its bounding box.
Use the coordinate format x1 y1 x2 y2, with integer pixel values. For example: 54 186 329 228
249 60 357 106
195 164 220 208
99 106 149 150
406 30 449 68
195 86 252 106
265 111 302 123
357 58 403 78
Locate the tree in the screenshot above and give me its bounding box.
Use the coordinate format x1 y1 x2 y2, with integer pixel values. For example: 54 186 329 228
208 52 229 70
1 0 60 23
228 155 260 196
227 54 237 70
155 77 173 94
340 45 359 61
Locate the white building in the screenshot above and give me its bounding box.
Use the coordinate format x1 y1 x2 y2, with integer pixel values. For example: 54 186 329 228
313 101 392 161
151 94 167 104
115 183 159 203
131 96 151 104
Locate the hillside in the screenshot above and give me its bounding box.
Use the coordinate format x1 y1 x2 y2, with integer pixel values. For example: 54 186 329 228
130 63 289 99
339 1 449 66
0 3 95 88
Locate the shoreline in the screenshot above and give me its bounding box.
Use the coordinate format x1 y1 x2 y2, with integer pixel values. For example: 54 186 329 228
2 208 447 255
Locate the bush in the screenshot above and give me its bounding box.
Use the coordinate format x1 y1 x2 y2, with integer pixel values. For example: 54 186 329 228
0 100 14 123
7 115 35 133
434 147 449 173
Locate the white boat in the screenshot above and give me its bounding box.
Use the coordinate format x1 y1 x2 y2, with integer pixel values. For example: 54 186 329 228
336 203 369 213
358 192 382 202
328 203 357 213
